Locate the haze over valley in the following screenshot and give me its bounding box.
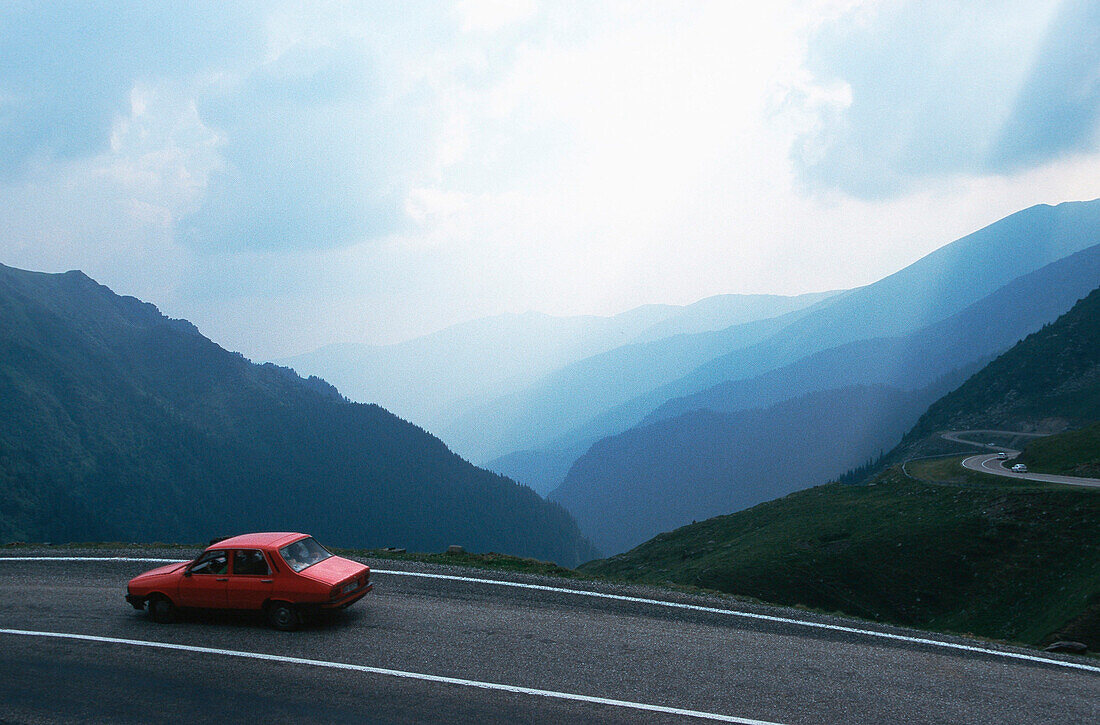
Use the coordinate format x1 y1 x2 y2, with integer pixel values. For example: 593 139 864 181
279 200 1100 552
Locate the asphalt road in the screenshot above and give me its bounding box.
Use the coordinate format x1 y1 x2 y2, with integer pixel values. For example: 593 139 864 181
940 430 1100 488
939 430 1048 451
0 551 1097 724
960 453 1100 488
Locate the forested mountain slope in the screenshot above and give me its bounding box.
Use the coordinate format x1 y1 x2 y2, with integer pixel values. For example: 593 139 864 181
582 470 1100 650
0 265 597 565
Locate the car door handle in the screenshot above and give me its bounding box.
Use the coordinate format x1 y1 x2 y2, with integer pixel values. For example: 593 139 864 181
261 579 273 583
216 577 229 582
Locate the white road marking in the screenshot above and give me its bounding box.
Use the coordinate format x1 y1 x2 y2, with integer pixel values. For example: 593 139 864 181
0 627 782 724
3 556 1099 674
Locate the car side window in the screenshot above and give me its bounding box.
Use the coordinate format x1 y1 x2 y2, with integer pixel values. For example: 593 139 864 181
189 550 228 576
233 549 270 576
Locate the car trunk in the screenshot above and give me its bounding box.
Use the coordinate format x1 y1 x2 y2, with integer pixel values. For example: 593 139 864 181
299 556 367 587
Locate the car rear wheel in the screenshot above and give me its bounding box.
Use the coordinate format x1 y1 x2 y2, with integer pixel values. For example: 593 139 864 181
148 595 175 624
267 602 300 631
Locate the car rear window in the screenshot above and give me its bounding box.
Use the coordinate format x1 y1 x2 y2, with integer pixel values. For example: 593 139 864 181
278 537 333 572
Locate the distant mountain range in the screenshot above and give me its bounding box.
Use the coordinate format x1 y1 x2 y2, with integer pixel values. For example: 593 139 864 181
480 303 838 493
284 202 1100 508
647 242 1100 425
0 265 597 565
554 246 1100 553
456 298 837 463
539 203 1100 553
279 291 838 438
7 199 1096 569
482 201 1100 497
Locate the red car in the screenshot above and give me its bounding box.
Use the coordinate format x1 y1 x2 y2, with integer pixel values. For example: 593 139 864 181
125 532 372 630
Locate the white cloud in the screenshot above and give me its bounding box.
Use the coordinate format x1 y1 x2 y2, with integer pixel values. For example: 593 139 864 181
0 80 223 304
785 0 1073 195
455 0 538 33
2 0 1098 362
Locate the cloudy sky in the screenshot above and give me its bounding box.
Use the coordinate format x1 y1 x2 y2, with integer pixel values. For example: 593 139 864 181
2 0 1099 359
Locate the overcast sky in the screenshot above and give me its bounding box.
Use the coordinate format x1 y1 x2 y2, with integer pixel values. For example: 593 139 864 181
2 0 1099 359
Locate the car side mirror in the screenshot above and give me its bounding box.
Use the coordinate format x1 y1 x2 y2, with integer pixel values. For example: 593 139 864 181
183 570 192 578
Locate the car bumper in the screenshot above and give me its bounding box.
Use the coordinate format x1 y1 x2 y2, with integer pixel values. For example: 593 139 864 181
125 593 145 610
320 583 373 610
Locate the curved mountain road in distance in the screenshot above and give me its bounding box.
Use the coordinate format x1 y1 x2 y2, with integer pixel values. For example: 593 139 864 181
0 552 1097 724
961 454 1100 488
941 430 1100 488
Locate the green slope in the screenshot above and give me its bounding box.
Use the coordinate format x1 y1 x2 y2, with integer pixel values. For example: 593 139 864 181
582 469 1100 648
1019 422 1100 477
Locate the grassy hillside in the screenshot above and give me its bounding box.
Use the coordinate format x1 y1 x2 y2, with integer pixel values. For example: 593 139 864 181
0 264 598 565
582 468 1100 648
1019 422 1100 477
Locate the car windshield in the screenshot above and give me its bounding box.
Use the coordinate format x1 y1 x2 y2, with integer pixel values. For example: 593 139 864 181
278 537 333 572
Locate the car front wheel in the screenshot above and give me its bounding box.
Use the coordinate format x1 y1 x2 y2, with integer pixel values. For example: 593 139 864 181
267 602 300 631
148 595 175 624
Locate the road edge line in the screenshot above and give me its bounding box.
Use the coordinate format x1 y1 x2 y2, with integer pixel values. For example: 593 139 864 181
0 628 783 725
373 569 1100 674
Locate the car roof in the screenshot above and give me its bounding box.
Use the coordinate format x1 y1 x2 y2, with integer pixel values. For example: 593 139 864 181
206 532 308 550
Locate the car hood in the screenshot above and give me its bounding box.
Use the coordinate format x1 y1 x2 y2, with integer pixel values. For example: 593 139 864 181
299 556 368 586
131 561 189 581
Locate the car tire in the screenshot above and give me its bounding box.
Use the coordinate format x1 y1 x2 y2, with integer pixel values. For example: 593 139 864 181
148 595 175 624
267 602 300 631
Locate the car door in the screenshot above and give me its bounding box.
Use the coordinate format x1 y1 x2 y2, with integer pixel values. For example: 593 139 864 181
176 549 230 608
227 549 275 610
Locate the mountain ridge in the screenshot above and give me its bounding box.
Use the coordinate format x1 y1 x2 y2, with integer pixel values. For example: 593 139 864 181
452 199 1100 468
0 263 597 565
546 244 1100 553
899 284 1100 446
505 240 1100 496
280 290 837 438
